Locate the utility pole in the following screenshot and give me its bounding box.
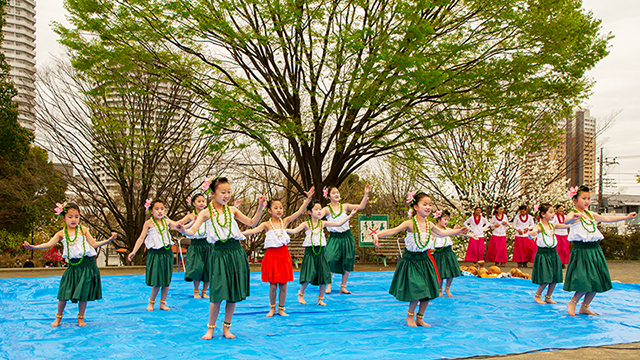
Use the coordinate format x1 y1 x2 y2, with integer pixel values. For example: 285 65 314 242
598 148 619 213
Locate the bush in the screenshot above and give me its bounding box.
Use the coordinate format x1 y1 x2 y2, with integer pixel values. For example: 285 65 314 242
601 232 640 260
0 229 27 254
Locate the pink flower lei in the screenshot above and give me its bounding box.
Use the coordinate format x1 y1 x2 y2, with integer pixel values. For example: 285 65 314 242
566 186 579 199
144 198 153 212
54 202 67 217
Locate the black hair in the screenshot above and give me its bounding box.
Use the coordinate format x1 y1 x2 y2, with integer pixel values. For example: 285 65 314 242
554 204 564 210
149 199 164 211
436 209 451 219
267 198 282 209
203 177 229 193
410 192 430 210
537 203 553 218
307 199 322 211
573 185 590 199
493 204 504 215
518 205 528 211
61 203 80 216
474 206 482 212
192 193 206 203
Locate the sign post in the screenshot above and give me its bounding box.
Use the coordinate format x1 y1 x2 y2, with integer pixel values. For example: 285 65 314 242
358 214 389 247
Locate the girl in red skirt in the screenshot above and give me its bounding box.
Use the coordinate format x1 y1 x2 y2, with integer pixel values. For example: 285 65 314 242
463 206 490 265
512 205 536 267
485 204 509 266
242 187 314 317
552 204 570 267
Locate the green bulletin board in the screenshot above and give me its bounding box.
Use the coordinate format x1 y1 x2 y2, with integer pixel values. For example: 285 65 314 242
358 214 389 247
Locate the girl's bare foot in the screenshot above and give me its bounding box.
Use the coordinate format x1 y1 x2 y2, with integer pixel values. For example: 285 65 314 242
317 296 326 306
222 322 235 339
534 293 546 305
278 305 289 317
201 290 209 299
202 324 215 340
416 314 431 327
339 285 351 294
147 300 155 311
439 290 444 297
325 284 332 294
579 304 598 315
567 299 578 316
51 313 63 327
266 304 276 317
445 286 453 297
77 315 87 327
298 291 306 305
159 300 170 311
194 289 201 299
406 312 417 327
545 295 557 304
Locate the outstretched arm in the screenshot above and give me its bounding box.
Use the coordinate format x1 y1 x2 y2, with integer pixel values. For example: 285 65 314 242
181 210 211 236
593 211 637 223
233 196 267 227
286 222 308 235
23 232 62 250
242 222 267 237
527 224 543 238
128 222 151 261
372 220 411 247
344 184 371 211
324 209 358 227
85 229 118 248
431 224 469 238
283 187 315 225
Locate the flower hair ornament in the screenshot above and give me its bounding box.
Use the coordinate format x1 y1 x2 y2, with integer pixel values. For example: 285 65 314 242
406 190 418 204
201 176 217 194
533 203 539 215
566 186 579 199
433 210 443 219
322 187 329 199
186 196 192 206
54 202 68 217
144 198 153 212
408 208 414 216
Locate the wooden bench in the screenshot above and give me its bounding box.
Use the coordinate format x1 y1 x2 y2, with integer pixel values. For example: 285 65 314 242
374 237 405 267
288 236 305 269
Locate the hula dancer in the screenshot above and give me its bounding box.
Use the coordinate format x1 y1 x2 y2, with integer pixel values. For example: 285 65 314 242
563 185 637 316
463 206 490 265
23 202 117 327
432 210 472 297
287 200 358 306
373 192 469 327
178 176 266 339
178 193 213 299
242 187 315 317
485 204 509 266
528 203 576 305
322 184 370 294
552 204 571 267
129 199 182 311
512 205 536 268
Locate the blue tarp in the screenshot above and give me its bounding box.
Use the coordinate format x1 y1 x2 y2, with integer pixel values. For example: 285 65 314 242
2 271 640 359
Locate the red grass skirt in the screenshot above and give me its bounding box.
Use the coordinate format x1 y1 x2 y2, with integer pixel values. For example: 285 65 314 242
261 245 294 283
464 237 485 262
555 234 570 264
485 235 508 263
512 236 537 263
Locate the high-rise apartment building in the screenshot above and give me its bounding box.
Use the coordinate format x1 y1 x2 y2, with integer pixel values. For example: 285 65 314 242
566 109 596 189
1 0 36 133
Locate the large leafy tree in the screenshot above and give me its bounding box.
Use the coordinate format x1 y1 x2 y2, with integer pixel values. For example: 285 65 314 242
57 0 610 196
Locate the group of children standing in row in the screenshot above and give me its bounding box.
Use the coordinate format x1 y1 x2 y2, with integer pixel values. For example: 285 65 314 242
24 180 636 335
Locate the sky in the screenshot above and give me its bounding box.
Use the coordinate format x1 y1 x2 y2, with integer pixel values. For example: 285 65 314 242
33 0 640 195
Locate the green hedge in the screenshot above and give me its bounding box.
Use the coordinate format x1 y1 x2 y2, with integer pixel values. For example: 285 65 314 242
600 232 640 260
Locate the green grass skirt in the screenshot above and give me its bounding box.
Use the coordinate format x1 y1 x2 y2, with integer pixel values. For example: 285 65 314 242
325 230 356 274
146 247 173 287
563 241 612 293
299 246 332 285
209 239 250 303
531 246 563 285
57 256 102 303
184 238 212 283
389 250 439 302
433 246 461 280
